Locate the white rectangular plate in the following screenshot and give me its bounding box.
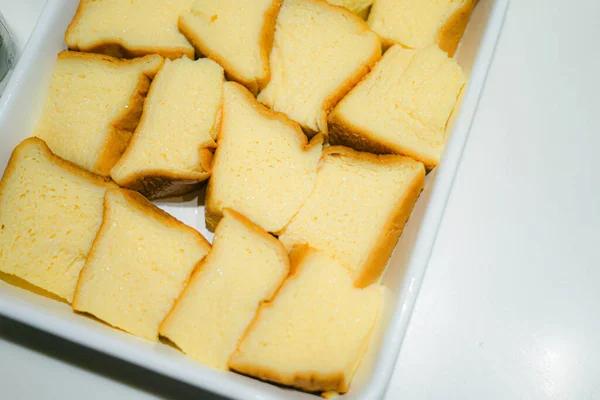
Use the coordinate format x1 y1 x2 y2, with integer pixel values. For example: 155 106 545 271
0 1 508 399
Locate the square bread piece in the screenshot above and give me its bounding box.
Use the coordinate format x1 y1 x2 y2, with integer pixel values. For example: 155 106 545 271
277 146 425 288
179 0 280 95
65 0 195 59
257 0 381 136
72 188 210 341
329 45 466 169
368 0 478 55
111 57 224 199
0 138 116 303
205 82 323 233
229 247 384 394
326 0 374 19
35 51 164 177
160 209 289 370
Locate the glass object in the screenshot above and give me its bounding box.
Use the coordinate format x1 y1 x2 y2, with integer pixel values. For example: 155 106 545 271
0 11 17 95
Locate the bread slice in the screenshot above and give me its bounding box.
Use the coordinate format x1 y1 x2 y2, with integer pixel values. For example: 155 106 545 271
0 138 116 302
65 0 195 59
179 0 280 95
368 0 478 55
205 82 323 233
326 0 373 18
277 146 425 287
72 188 210 341
257 0 381 136
160 209 289 370
229 247 384 394
35 51 163 176
329 45 466 169
111 57 224 199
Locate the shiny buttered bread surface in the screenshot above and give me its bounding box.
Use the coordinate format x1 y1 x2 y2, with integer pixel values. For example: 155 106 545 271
0 0 477 396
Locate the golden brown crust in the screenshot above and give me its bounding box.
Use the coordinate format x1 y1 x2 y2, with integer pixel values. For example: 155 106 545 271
110 57 218 199
53 51 164 176
229 246 349 393
317 146 425 287
328 106 439 169
356 159 424 287
5 137 117 189
64 0 194 60
178 1 281 95
204 82 324 232
437 0 479 57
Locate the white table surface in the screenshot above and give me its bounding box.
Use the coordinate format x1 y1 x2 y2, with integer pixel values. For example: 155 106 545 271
1 1 599 399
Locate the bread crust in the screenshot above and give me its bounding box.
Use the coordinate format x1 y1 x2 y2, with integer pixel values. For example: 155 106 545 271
328 97 440 169
281 146 425 287
322 146 425 287
110 57 219 199
50 51 164 176
204 82 324 232
178 0 282 95
0 137 116 302
72 188 210 310
437 0 479 57
65 0 194 60
229 246 349 393
315 1 382 138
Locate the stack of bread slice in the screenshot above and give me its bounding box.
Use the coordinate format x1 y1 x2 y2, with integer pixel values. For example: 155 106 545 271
0 0 480 396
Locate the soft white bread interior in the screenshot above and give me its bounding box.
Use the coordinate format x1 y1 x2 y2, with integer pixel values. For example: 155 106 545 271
229 247 384 394
72 188 210 341
111 57 224 199
257 0 381 136
277 146 425 287
205 81 323 233
326 0 373 18
179 0 280 95
0 137 116 302
65 0 196 59
160 209 289 370
35 51 164 176
329 45 465 169
368 0 478 55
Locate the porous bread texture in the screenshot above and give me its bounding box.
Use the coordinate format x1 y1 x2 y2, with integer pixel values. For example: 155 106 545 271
277 146 425 287
205 82 323 233
229 247 384 394
179 0 280 95
65 0 195 59
0 138 116 303
257 0 381 136
35 51 164 176
72 188 210 341
111 57 224 199
368 0 478 55
160 209 289 370
329 45 466 169
326 0 373 19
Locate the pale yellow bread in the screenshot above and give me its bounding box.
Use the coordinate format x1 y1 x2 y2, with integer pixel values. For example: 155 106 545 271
72 189 210 341
111 57 224 199
205 82 323 233
0 138 116 302
179 0 281 95
65 0 195 59
326 0 373 19
229 247 384 394
257 0 381 136
35 51 163 176
277 146 425 287
329 45 465 169
160 209 289 370
368 0 478 55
